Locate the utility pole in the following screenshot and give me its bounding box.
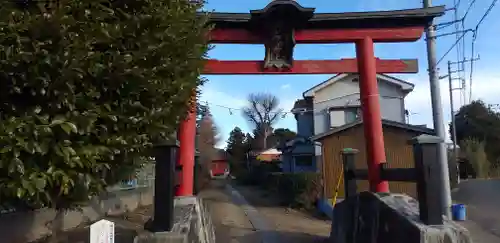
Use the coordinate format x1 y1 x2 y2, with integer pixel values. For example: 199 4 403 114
447 61 459 185
446 57 480 184
423 0 452 218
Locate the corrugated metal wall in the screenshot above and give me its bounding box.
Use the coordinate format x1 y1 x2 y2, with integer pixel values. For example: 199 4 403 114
321 124 422 199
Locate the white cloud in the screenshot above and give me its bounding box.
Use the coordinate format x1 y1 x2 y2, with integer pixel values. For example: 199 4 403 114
404 71 500 141
281 84 291 90
200 88 247 108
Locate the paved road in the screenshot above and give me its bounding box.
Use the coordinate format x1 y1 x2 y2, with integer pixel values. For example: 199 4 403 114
452 179 500 242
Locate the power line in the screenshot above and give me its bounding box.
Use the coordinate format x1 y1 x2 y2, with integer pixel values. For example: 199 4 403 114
474 0 499 33
434 0 476 31
468 0 499 101
469 38 476 102
452 0 466 105
437 0 499 104
433 29 472 38
199 94 418 116
462 0 478 20
436 29 472 66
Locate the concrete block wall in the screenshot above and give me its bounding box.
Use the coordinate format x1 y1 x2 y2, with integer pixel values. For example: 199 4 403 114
0 187 153 243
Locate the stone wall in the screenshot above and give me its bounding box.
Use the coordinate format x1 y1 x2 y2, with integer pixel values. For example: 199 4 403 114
134 196 216 243
0 186 153 243
329 192 472 243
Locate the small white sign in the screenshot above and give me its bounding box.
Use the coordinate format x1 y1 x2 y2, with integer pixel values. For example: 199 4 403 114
90 219 115 243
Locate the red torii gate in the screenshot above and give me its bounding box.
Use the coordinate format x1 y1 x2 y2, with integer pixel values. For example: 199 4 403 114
176 1 445 196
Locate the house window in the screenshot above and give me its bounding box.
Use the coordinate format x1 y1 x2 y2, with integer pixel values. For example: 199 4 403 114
344 107 361 124
329 110 345 127
294 155 313 167
330 107 362 127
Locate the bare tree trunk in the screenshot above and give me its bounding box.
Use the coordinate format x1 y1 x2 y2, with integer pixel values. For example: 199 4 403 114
263 134 267 150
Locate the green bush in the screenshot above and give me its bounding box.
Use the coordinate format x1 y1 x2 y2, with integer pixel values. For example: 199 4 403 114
233 162 322 210
235 161 281 186
266 172 321 210
0 0 209 221
461 138 490 178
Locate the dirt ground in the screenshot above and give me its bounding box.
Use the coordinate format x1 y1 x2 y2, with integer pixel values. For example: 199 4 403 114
199 180 330 243
28 179 331 243
230 182 331 242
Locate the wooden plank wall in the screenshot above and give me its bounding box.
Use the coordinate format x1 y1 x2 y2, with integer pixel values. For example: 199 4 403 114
321 124 420 199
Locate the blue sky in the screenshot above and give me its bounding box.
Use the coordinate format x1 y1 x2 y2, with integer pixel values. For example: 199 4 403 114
199 0 500 148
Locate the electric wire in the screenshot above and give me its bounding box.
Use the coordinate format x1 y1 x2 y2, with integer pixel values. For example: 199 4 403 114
436 30 472 66
468 0 499 101
452 0 465 105
199 93 419 118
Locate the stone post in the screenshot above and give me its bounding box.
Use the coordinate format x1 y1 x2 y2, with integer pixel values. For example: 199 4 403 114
412 134 444 225
151 139 179 232
341 148 359 198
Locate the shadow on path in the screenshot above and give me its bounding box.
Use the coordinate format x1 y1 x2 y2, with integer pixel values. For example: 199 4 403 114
233 230 328 243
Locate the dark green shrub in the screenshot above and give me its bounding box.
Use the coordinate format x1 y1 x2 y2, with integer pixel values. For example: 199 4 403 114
0 0 209 233
266 172 321 210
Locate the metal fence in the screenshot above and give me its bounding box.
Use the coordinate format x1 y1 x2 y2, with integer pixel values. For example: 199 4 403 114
108 162 156 191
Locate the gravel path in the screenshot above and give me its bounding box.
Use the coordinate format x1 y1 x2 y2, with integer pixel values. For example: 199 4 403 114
199 180 330 243
231 183 330 243
198 180 261 243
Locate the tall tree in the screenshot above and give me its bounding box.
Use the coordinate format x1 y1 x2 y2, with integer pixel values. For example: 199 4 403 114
244 133 254 152
195 109 219 191
242 93 283 150
0 1 209 240
196 101 210 129
225 127 247 173
226 127 246 158
197 110 220 167
267 128 297 148
452 100 500 164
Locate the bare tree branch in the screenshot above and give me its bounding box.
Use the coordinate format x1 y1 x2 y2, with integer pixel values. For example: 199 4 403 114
241 93 284 150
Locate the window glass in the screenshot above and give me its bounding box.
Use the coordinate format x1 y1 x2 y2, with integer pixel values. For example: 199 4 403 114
295 155 313 166
345 108 361 123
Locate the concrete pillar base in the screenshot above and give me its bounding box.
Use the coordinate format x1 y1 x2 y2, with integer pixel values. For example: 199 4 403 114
135 196 215 243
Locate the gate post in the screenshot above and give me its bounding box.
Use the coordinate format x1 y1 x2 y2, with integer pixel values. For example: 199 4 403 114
355 37 389 193
342 148 359 198
412 134 444 225
151 140 179 231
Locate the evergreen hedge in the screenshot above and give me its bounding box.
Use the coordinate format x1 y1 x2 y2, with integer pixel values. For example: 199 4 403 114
0 0 209 216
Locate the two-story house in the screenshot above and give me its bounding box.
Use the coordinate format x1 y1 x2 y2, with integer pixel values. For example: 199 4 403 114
279 73 414 173
304 73 414 133
304 73 414 161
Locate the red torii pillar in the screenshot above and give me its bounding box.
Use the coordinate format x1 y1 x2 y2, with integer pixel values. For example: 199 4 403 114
176 98 196 196
356 37 389 192
176 1 444 196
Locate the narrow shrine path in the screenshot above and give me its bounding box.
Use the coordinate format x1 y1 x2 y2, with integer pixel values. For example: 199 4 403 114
199 180 330 243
